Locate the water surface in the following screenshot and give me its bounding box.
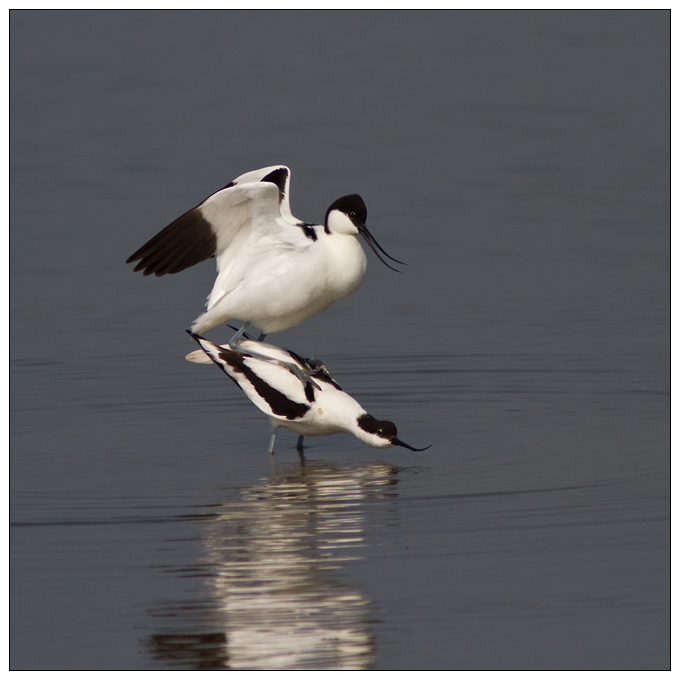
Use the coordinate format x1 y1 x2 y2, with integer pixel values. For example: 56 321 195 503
10 10 669 669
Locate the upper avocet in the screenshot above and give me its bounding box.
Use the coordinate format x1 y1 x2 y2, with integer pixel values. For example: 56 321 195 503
127 166 402 358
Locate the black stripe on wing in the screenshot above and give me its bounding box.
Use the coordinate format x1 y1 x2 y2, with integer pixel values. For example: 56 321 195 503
126 207 217 277
260 167 288 204
216 347 310 421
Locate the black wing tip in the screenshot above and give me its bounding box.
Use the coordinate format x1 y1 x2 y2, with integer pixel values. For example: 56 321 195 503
127 256 167 277
126 254 148 271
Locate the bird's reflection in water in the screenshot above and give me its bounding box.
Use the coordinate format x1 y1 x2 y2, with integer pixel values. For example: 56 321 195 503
146 459 399 670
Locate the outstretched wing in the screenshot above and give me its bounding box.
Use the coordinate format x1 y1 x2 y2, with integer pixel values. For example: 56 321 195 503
126 166 292 277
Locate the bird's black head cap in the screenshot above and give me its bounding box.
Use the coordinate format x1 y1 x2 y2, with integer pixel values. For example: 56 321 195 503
325 194 367 228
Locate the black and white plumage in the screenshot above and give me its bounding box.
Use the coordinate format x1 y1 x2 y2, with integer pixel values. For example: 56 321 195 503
127 165 403 338
187 332 429 455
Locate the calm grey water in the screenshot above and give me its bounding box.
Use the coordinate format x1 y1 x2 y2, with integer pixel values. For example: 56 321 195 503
10 10 669 670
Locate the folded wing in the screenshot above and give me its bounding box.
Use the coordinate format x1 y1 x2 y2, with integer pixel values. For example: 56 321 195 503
190 335 311 420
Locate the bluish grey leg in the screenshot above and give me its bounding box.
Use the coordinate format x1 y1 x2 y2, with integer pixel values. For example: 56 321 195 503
228 326 320 391
296 435 304 452
228 323 249 347
268 426 278 456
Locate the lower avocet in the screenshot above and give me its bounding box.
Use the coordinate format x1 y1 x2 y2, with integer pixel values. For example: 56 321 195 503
187 332 429 455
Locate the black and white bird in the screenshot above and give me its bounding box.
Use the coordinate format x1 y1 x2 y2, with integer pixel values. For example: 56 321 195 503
187 332 429 456
127 166 402 367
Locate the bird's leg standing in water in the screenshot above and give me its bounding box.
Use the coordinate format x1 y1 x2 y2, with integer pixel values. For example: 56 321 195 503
268 426 278 457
